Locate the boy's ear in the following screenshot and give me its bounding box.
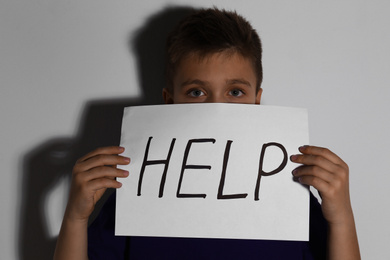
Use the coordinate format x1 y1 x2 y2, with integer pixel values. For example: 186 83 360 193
162 88 174 104
255 88 263 104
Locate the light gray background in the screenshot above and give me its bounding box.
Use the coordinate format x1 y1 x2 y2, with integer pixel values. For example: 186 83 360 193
1 0 389 259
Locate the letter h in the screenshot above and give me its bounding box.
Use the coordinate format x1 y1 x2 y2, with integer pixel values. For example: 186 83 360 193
137 136 176 198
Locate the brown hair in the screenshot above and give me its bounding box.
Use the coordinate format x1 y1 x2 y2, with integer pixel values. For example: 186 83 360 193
165 7 263 92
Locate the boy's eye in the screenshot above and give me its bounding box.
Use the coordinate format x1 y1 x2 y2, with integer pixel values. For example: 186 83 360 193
187 89 205 97
229 89 244 97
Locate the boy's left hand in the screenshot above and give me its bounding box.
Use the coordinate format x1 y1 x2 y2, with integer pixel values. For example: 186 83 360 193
290 145 353 225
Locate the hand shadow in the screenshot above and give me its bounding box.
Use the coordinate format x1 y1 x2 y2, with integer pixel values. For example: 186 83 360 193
18 6 195 259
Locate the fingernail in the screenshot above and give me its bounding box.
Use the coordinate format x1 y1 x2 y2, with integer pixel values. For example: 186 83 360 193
299 145 308 152
290 155 298 161
124 157 130 163
123 171 129 176
292 169 297 175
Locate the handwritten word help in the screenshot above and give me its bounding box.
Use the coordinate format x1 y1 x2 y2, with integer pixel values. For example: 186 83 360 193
137 137 288 201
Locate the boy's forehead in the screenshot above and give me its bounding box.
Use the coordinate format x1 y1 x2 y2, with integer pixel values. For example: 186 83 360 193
172 51 257 89
183 51 247 65
179 51 237 68
176 51 255 76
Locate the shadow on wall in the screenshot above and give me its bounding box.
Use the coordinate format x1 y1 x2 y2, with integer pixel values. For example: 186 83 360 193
18 6 195 259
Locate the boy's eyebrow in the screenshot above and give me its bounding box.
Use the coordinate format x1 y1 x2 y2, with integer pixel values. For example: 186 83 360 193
226 79 252 87
180 79 208 87
180 78 252 88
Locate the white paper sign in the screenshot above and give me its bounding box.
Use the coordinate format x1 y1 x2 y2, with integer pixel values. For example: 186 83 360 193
116 104 309 241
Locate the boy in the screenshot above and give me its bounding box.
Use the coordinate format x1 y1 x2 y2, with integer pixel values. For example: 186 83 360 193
54 8 360 259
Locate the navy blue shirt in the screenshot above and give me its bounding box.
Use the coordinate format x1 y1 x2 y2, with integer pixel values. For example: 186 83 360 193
88 192 327 259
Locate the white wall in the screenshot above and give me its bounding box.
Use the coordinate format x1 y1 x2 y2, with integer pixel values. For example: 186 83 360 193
1 0 389 259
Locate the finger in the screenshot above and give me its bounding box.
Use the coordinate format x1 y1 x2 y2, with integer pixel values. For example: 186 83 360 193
298 145 347 169
296 175 331 194
292 165 334 183
87 177 123 192
75 154 130 173
84 166 129 181
72 166 128 186
78 146 125 163
290 152 340 174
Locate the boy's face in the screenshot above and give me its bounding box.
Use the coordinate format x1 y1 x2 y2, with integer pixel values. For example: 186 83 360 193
163 52 262 104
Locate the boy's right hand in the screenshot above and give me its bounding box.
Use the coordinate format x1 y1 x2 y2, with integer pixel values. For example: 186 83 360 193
64 146 130 222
